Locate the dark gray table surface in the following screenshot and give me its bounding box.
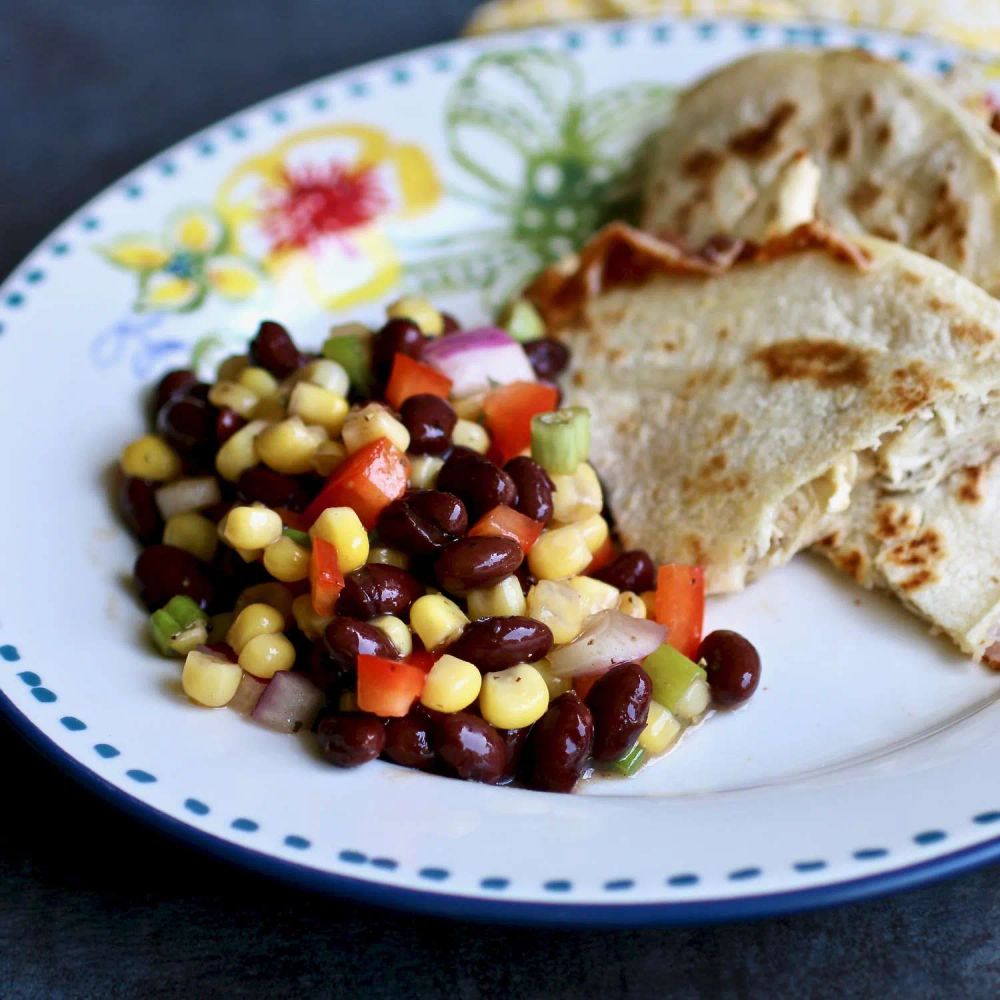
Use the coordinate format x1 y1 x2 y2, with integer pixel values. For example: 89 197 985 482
3 2 1000 996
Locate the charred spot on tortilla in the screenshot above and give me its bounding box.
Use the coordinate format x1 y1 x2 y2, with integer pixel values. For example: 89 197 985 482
949 319 995 346
833 548 867 582
728 101 797 159
877 362 953 415
956 465 986 504
829 124 853 160
873 502 921 542
900 568 938 592
886 527 946 569
901 270 924 286
849 179 882 213
753 340 870 389
860 90 877 115
681 148 723 178
875 121 893 146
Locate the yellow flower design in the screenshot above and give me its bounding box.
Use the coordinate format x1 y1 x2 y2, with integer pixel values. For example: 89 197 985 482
216 124 440 311
101 207 264 312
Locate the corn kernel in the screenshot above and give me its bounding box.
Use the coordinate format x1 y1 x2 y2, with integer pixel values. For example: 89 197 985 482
479 663 549 729
310 506 369 573
121 434 182 481
639 700 683 754
528 524 592 580
551 462 603 523
238 365 279 398
618 591 647 619
181 649 243 707
227 602 285 654
409 454 444 490
217 354 249 381
640 590 657 618
369 615 413 658
533 657 572 699
239 631 296 679
387 295 444 336
263 535 310 582
163 511 218 562
674 677 711 722
216 419 269 481
234 583 295 620
452 393 486 421
292 593 333 640
467 576 527 620
342 403 410 454
567 575 619 616
223 505 283 550
452 418 489 453
420 654 481 712
299 358 350 398
288 381 350 435
208 380 259 417
255 417 326 475
526 580 585 644
313 439 347 476
410 594 468 650
251 395 287 422
367 546 409 570
575 513 609 554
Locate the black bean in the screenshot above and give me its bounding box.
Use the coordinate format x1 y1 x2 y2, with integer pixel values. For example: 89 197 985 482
303 643 353 695
524 338 570 380
156 394 215 456
437 449 516 520
237 465 314 512
525 693 593 793
439 312 462 335
400 394 456 455
377 490 467 555
250 320 303 377
446 616 552 673
323 617 399 672
215 407 246 445
698 630 761 707
586 662 652 762
371 317 425 382
154 369 199 413
119 475 163 544
594 550 656 593
133 544 215 611
317 713 386 768
384 713 436 771
434 713 506 784
504 456 555 525
337 564 425 619
498 725 531 785
434 536 523 595
515 562 537 596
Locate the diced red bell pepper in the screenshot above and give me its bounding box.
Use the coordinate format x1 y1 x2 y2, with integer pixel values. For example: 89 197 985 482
385 353 453 410
653 564 705 660
585 535 615 575
304 438 409 529
405 648 437 674
573 672 602 701
482 381 559 463
357 654 427 717
275 508 309 533
309 537 344 616
467 504 543 553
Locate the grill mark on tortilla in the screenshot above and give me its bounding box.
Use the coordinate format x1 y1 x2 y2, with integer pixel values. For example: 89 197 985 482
900 568 937 591
682 148 723 178
753 339 870 389
957 465 986 504
885 527 945 570
729 102 797 159
832 547 867 582
873 502 920 541
875 362 953 415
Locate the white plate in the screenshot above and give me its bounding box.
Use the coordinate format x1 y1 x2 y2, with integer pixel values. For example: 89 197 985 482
3 14 1000 926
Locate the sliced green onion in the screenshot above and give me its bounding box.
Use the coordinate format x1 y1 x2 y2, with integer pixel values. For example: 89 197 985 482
611 742 645 777
150 609 180 656
322 332 371 395
642 644 707 715
531 409 588 475
169 620 209 656
163 595 205 630
150 597 208 656
282 526 312 546
497 298 546 342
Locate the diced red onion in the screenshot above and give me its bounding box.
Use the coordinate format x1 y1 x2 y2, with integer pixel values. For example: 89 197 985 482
548 610 667 678
251 671 325 733
421 326 536 397
984 641 1000 670
155 476 222 519
229 672 267 715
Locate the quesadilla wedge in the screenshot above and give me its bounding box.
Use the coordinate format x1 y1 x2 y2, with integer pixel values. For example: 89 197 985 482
640 49 1000 294
815 456 1000 665
526 222 1000 594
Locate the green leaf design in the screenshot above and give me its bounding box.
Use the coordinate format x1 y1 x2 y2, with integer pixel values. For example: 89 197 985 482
578 83 676 147
403 240 531 298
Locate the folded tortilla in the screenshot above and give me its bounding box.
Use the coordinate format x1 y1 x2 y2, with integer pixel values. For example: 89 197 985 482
815 457 1000 665
527 223 1000 594
640 49 1000 294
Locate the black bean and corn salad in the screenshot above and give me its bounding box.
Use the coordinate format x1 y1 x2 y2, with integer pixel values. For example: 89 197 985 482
117 296 761 792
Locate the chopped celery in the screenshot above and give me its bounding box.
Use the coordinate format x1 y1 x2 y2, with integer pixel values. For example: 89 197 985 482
150 597 208 657
322 332 371 395
163 595 205 630
282 526 312 546
498 298 545 342
642 644 707 715
611 742 645 777
531 409 589 475
150 609 180 656
169 620 209 656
